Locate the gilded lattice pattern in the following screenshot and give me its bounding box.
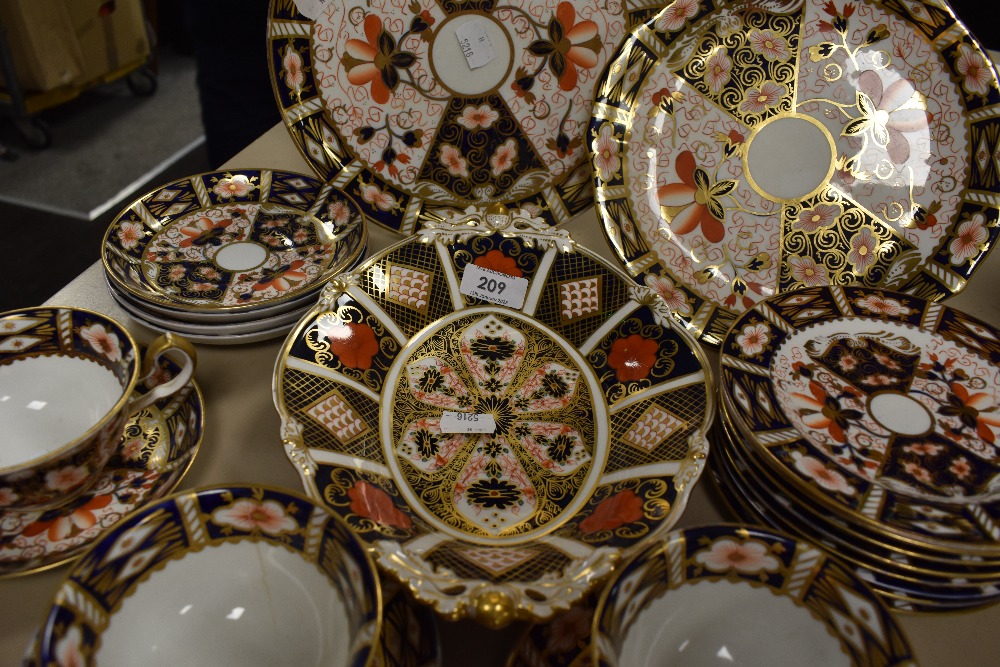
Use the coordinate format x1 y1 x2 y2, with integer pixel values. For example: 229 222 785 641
424 541 572 584
283 368 384 463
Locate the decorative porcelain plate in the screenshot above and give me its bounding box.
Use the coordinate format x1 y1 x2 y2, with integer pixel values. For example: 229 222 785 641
720 285 1000 557
267 0 676 234
102 169 367 316
0 351 203 577
714 414 1000 578
711 419 1000 611
273 206 713 626
590 0 1000 346
592 524 917 665
30 485 382 667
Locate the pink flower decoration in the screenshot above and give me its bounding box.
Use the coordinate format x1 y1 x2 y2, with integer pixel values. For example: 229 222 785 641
955 44 993 97
490 139 517 176
788 255 828 287
655 0 699 32
795 203 839 232
457 104 499 131
703 51 733 94
793 453 855 495
949 213 989 265
282 44 305 91
213 175 254 198
360 183 397 211
645 273 692 316
847 227 878 274
735 322 770 356
591 123 620 182
853 293 912 316
79 323 123 362
855 70 929 164
45 465 90 493
695 537 779 573
748 29 790 61
212 498 298 536
440 144 469 178
740 81 786 114
117 221 143 249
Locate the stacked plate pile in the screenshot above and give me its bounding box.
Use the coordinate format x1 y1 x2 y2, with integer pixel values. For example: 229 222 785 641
714 284 1000 612
101 169 367 345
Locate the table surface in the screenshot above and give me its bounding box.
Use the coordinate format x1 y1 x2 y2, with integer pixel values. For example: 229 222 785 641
2 122 999 666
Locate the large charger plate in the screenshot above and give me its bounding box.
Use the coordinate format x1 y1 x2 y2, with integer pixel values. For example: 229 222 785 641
267 0 671 235
590 0 1000 346
102 169 367 317
273 206 713 625
719 284 1000 556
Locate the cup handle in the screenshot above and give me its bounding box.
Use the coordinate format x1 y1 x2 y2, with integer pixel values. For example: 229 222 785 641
128 332 198 413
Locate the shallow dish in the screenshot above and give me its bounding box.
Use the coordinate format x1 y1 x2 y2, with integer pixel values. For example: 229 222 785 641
712 414 1000 611
593 524 916 666
591 0 1000 345
31 485 382 667
267 0 673 234
0 350 202 577
274 206 713 625
102 169 367 315
720 285 1000 556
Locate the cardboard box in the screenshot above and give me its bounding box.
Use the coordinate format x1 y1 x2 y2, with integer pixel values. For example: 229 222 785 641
0 0 83 92
66 0 151 86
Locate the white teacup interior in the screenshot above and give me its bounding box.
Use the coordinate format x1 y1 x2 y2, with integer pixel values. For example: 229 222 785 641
98 540 351 666
618 579 849 666
0 356 124 467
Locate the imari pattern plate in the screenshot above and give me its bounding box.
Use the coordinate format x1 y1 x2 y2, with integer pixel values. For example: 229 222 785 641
102 169 367 316
720 285 1000 555
0 352 203 577
591 0 1000 346
273 206 713 625
712 416 1000 612
592 525 917 666
267 0 669 235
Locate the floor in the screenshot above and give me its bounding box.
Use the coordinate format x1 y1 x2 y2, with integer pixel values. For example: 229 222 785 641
0 54 211 313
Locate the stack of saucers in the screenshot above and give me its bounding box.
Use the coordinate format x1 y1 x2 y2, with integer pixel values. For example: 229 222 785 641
101 169 367 345
713 285 1000 612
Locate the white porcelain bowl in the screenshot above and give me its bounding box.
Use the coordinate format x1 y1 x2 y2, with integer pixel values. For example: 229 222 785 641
593 524 916 666
30 485 382 667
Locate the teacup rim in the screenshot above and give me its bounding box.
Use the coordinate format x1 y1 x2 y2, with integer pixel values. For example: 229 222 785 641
0 305 142 475
34 482 385 667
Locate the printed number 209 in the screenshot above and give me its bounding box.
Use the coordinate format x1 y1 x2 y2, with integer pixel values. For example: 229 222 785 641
477 276 506 294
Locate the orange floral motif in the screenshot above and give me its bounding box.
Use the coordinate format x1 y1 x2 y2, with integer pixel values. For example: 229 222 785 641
657 151 732 244
342 15 417 105
579 489 643 534
527 3 601 92
348 480 411 530
327 322 381 370
474 250 523 277
23 495 114 542
252 259 309 293
608 334 658 382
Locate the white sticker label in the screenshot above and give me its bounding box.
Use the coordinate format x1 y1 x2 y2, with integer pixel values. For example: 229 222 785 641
455 20 496 70
460 264 529 309
440 411 496 434
292 0 326 20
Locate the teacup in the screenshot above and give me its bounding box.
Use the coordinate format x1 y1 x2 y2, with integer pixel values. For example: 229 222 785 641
30 485 382 667
0 306 196 511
